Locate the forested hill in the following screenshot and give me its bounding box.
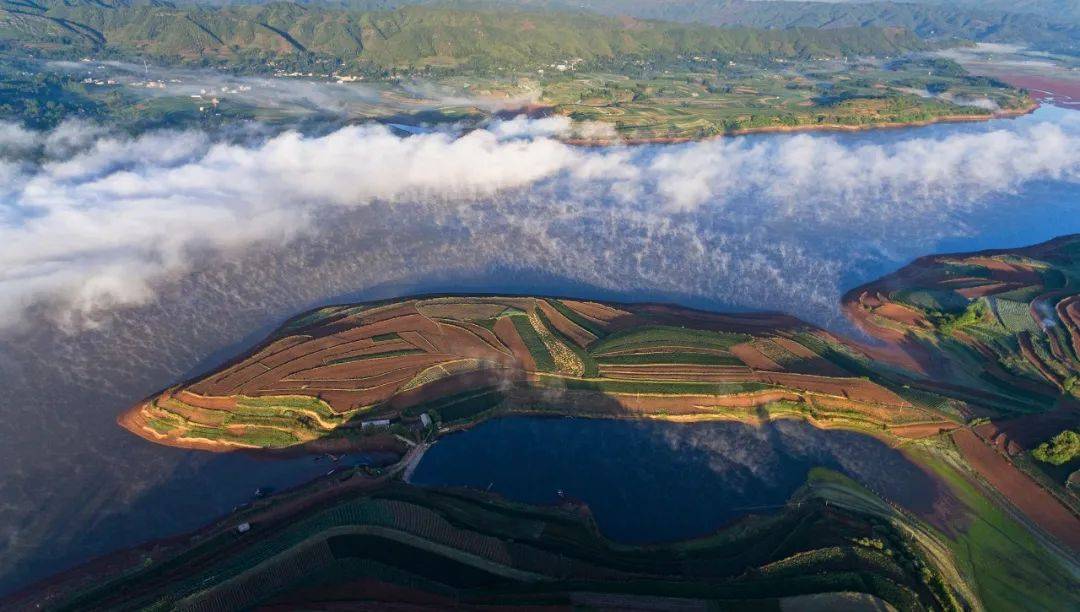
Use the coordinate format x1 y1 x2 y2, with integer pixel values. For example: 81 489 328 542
450 0 1079 55
0 2 931 71
173 0 1078 55
166 0 1080 26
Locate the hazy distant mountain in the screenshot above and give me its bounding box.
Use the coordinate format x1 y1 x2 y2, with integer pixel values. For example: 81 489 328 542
753 0 1079 23
456 1 1079 52
3 0 1075 61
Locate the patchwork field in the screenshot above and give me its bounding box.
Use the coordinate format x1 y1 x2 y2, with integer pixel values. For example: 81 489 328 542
844 234 1079 407
121 296 958 452
536 60 1033 142
844 234 1080 557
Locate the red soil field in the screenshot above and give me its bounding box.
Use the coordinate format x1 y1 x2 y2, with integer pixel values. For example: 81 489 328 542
974 401 1080 454
756 372 908 407
956 282 1014 300
730 342 783 371
871 303 929 327
492 316 536 372
952 428 1080 551
992 74 1080 106
537 299 595 347
1057 295 1080 357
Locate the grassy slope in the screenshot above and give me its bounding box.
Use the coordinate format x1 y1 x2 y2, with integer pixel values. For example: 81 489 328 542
910 445 1080 611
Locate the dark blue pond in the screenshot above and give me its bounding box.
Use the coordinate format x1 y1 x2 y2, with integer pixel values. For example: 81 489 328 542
409 416 942 543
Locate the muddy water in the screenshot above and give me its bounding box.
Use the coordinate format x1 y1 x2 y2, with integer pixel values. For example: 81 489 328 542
409 416 943 543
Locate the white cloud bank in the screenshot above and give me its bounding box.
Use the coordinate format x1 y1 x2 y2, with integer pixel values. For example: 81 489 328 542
1 115 1078 330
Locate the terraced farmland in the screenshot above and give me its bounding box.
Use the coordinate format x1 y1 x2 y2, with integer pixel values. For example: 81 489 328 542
844 234 1080 405
122 295 947 451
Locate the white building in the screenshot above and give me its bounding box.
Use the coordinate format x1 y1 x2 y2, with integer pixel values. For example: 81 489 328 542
361 419 391 431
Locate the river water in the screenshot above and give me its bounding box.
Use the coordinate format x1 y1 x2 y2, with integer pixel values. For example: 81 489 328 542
0 106 1077 595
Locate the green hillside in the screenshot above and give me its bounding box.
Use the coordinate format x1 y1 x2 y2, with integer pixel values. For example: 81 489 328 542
343 0 1079 55
0 2 931 72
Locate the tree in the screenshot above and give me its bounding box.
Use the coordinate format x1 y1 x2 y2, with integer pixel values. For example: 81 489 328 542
1032 430 1080 466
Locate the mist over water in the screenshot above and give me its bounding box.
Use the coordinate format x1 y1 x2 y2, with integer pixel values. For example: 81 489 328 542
0 106 1078 594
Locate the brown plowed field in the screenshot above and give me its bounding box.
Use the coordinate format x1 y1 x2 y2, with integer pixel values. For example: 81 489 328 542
956 282 1016 299
974 402 1080 453
537 299 596 347
771 338 850 377
492 316 536 372
1057 295 1080 357
888 423 956 439
730 342 782 371
757 372 909 406
176 390 237 410
872 303 929 327
626 303 803 333
952 428 1080 551
596 370 760 383
964 257 1043 285
507 387 802 417
560 299 628 325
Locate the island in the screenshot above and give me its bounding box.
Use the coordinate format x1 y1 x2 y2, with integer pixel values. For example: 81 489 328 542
120 296 953 454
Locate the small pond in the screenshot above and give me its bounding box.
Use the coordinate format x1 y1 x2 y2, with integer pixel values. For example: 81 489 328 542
410 416 943 543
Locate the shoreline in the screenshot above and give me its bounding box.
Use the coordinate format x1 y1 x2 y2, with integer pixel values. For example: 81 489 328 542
117 403 407 456
435 402 955 445
118 396 954 458
119 381 957 457
561 102 1040 146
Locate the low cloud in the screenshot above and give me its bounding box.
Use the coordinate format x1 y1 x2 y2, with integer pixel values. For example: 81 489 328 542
648 122 1076 212
901 87 1000 112
46 59 543 119
1 114 1078 331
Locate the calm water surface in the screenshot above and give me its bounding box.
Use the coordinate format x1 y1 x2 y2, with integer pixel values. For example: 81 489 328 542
410 417 942 543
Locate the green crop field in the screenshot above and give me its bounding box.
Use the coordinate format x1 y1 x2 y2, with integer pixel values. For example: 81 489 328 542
590 325 750 355
538 375 773 396
596 352 744 366
914 449 1079 611
509 314 557 373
